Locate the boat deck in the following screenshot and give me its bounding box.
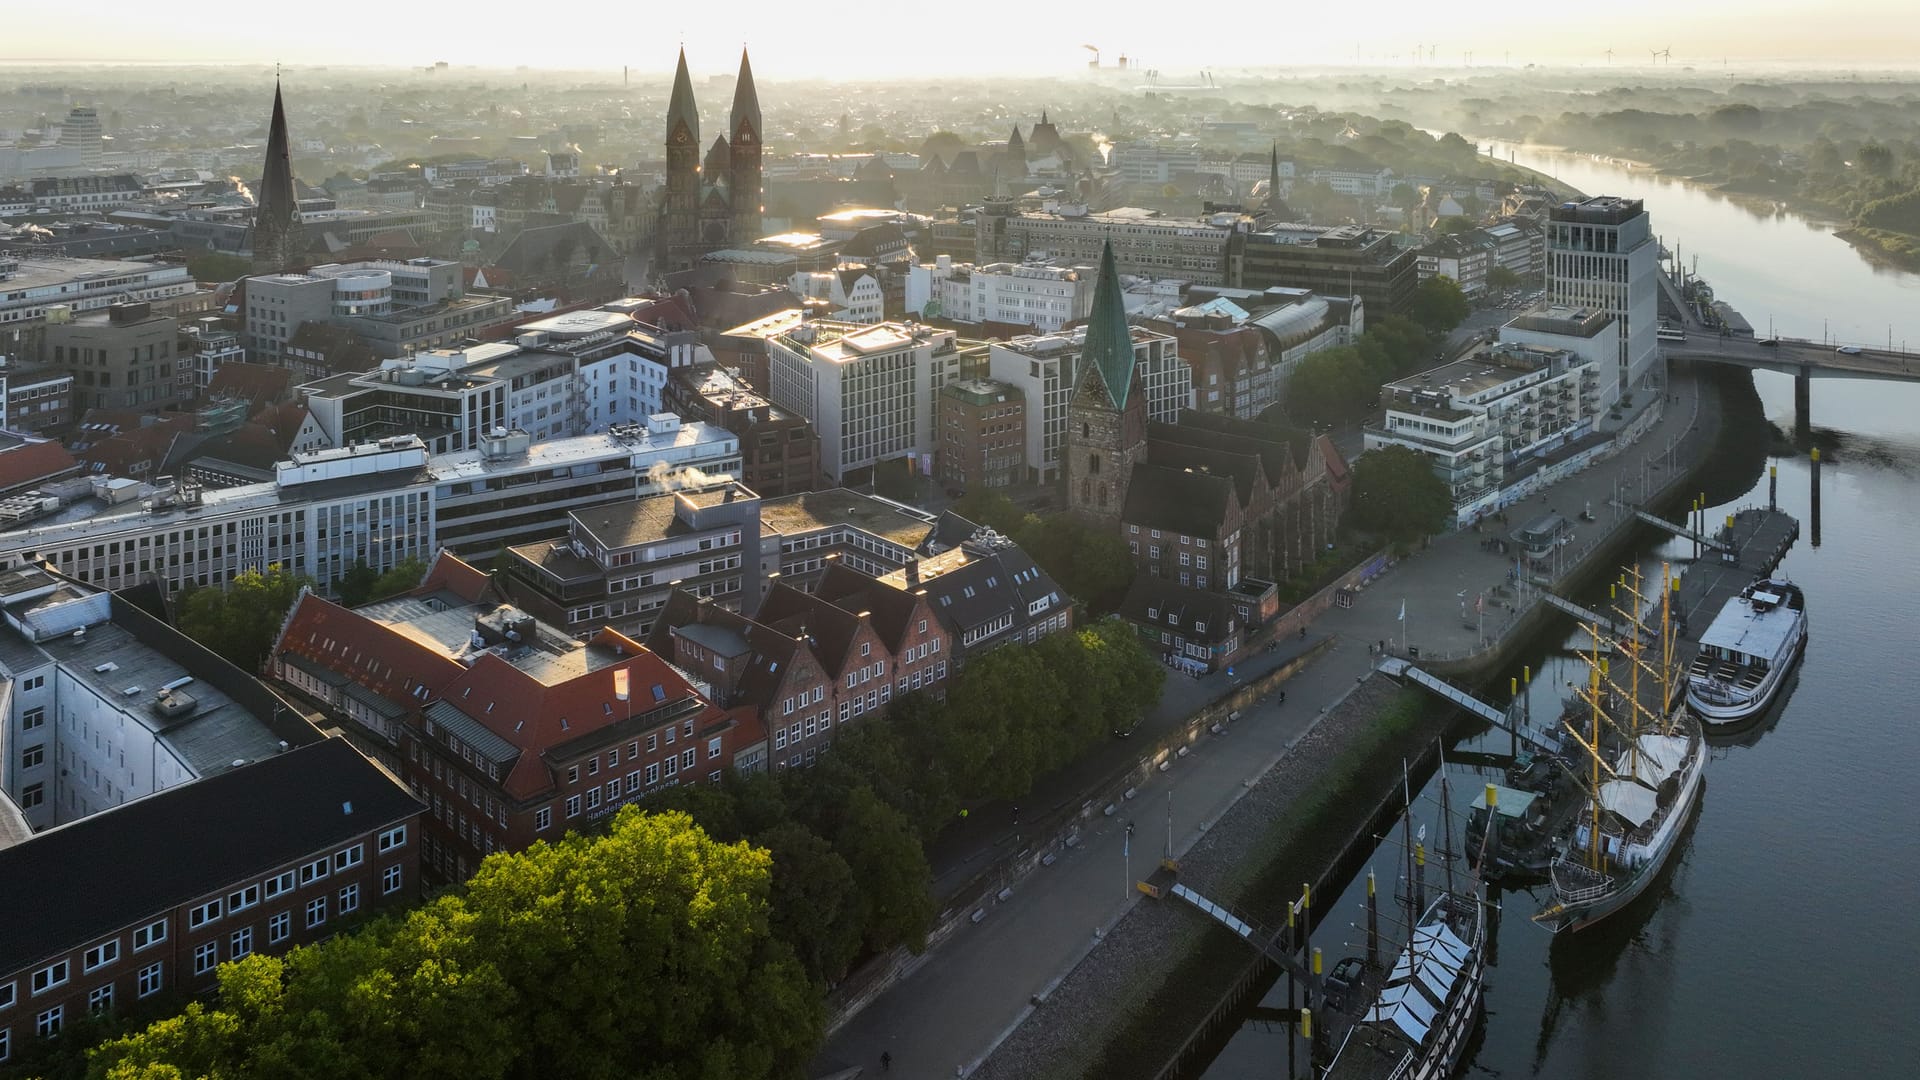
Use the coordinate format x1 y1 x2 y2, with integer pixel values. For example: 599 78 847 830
1664 508 1801 705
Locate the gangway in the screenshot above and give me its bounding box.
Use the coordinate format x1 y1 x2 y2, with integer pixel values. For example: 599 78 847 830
1169 882 1321 991
1541 593 1644 643
1634 510 1731 553
1377 658 1560 753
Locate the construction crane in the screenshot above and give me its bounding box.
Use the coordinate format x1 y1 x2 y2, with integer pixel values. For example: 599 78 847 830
1082 44 1100 69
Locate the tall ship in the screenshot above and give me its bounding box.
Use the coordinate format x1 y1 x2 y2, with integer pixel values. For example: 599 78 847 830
1320 773 1488 1079
1535 564 1706 935
1684 576 1807 726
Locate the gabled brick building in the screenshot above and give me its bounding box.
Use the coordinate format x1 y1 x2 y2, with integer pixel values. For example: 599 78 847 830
268 552 755 882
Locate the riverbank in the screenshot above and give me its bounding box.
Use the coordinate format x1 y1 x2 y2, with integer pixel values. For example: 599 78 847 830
971 678 1440 1080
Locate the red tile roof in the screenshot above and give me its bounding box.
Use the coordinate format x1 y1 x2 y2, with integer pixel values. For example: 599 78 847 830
418 550 492 604
0 438 80 494
207 362 295 408
274 591 467 706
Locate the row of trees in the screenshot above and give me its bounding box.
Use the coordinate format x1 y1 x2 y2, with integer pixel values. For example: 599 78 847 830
640 617 1163 987
1282 286 1467 428
86 810 822 1080
175 561 426 672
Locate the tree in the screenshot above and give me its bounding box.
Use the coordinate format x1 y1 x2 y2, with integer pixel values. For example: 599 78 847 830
830 787 935 954
1285 345 1376 425
1408 275 1471 335
1486 265 1524 292
89 810 823 1080
174 566 311 672
1348 447 1453 545
756 822 864 986
336 561 382 607
1013 516 1134 617
368 558 430 602
184 251 250 284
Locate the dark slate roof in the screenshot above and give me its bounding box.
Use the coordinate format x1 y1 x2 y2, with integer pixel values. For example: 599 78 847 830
814 562 922 653
755 582 862 675
492 220 617 275
1119 577 1240 645
666 48 699 145
0 738 421 975
1121 462 1237 538
730 48 761 137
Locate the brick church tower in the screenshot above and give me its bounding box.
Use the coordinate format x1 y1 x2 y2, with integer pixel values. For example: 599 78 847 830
1065 239 1147 524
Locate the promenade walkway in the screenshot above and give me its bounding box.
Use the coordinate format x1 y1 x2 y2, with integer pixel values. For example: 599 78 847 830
817 365 1720 1080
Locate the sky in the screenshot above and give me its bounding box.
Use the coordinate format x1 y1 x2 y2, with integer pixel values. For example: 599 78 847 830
10 0 1920 77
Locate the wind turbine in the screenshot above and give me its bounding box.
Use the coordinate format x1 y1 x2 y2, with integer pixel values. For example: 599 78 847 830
1604 47 1614 64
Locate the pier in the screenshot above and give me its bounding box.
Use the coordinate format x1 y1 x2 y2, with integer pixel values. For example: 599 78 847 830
1661 507 1800 677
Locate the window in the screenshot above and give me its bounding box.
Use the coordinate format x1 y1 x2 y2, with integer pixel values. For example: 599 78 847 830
585 788 601 811
0 1026 8 1063
263 871 295 899
566 765 580 784
305 897 327 929
377 826 407 852
132 919 167 951
339 883 360 915
137 962 164 999
19 782 42 809
227 884 260 914
0 980 13 1010
535 806 552 831
19 745 43 770
229 927 253 960
586 757 599 777
682 748 696 771
82 940 119 973
37 1005 62 1038
382 864 403 895
88 984 113 1015
21 706 44 730
32 961 69 995
193 942 218 976
268 911 290 945
565 795 582 818
334 844 364 872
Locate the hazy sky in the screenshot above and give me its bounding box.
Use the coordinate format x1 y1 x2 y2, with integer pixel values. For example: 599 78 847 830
11 0 1920 77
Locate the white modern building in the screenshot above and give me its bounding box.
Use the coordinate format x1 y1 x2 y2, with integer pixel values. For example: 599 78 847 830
56 107 103 169
1307 166 1397 198
788 268 885 324
1498 305 1622 416
765 321 962 483
0 421 741 592
1364 343 1606 525
0 253 195 327
1545 196 1659 395
987 323 1186 484
905 256 1094 333
243 258 466 362
1112 140 1204 184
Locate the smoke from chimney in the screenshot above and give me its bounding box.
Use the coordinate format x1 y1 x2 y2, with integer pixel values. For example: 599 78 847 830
647 461 727 492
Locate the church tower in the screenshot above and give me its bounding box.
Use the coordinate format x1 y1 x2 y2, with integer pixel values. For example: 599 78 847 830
657 48 702 274
1065 239 1148 524
727 48 763 247
251 80 301 276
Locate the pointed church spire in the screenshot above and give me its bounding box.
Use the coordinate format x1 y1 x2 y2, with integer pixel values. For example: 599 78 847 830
1080 239 1134 411
667 48 699 145
252 79 300 275
1008 125 1025 150
730 47 761 138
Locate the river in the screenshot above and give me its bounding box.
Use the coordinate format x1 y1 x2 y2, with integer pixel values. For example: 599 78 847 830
1199 147 1920 1079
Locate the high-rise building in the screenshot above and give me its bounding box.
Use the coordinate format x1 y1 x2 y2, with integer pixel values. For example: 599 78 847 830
57 107 102 169
655 49 764 275
1543 196 1658 395
250 82 302 276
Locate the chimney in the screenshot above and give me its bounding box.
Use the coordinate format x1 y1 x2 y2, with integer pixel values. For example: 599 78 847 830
905 559 920 585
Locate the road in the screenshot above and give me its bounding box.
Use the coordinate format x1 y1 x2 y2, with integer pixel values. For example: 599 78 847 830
818 364 1718 1079
1657 269 1920 382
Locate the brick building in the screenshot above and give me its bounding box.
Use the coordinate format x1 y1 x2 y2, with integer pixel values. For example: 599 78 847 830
666 365 819 497
267 552 757 882
936 378 1026 492
0 739 422 1061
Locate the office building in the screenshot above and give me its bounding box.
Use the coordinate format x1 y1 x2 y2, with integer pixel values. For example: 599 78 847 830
1238 223 1418 319
43 303 189 414
1363 342 1606 524
937 379 1026 491
0 370 75 436
871 514 1073 661
0 253 196 328
241 258 468 363
0 738 422 1059
756 488 937 591
975 202 1249 283
765 321 962 484
55 108 103 169
665 365 819 497
0 420 741 592
1148 286 1363 420
904 256 1095 334
985 321 1186 486
1544 196 1659 395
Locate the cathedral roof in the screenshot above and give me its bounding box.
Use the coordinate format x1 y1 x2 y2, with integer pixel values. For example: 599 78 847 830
253 80 299 272
667 48 699 146
730 48 762 138
1079 239 1134 411
1008 125 1025 150
705 135 732 176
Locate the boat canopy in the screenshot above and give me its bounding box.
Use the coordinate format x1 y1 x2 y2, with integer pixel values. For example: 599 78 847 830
1614 733 1688 785
1469 785 1538 820
1698 594 1800 662
1598 779 1659 828
1365 915 1474 1045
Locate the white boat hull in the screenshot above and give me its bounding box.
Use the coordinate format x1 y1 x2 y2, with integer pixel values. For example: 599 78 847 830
1686 623 1805 725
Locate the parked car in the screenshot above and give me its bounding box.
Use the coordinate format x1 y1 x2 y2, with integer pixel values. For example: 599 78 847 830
1836 344 1863 355
1758 338 1780 347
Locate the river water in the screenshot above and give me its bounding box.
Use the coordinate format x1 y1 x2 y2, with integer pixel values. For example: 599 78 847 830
1202 147 1920 1079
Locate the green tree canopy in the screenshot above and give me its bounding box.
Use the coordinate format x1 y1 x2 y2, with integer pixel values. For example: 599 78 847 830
184 251 251 284
89 809 822 1080
1486 265 1524 291
174 566 311 672
1348 446 1454 545
1409 275 1471 335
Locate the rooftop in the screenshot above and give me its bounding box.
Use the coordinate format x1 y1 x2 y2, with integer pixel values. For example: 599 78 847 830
0 738 421 976
571 482 756 551
760 488 934 550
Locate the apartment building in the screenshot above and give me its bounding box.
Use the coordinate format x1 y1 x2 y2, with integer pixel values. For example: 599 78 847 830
872 514 1073 662
937 379 1026 491
1545 196 1659 395
0 738 422 1063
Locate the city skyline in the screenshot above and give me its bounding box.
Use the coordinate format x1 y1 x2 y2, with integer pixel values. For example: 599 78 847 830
9 0 1920 76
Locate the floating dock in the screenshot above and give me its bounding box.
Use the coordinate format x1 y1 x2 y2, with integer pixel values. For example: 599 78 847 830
1662 507 1800 691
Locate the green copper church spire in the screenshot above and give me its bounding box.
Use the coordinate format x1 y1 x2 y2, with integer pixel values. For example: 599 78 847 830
1080 238 1134 411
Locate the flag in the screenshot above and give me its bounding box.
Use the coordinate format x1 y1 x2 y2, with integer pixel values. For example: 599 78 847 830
1398 600 1406 622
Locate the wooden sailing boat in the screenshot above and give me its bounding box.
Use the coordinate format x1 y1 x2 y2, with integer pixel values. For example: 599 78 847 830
1534 563 1706 934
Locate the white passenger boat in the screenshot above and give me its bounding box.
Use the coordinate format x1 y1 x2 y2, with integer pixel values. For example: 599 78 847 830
1684 577 1807 726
